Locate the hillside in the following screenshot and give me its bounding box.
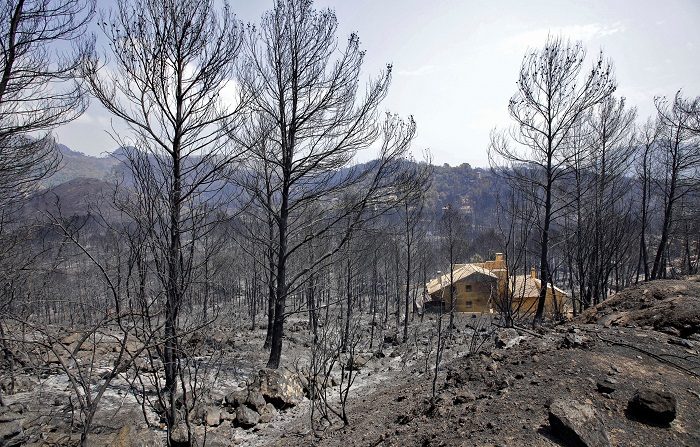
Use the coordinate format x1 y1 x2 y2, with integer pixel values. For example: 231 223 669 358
23 177 116 220
34 147 505 224
299 279 700 447
41 145 119 188
32 145 503 229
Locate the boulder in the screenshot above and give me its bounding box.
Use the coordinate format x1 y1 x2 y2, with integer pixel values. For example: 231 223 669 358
383 332 399 346
253 368 304 409
224 390 246 408
224 388 266 412
495 328 526 349
259 403 278 424
61 332 83 345
596 378 617 394
108 425 163 447
204 407 221 427
627 389 677 425
221 409 236 422
235 405 260 428
170 422 189 446
548 398 611 447
562 333 588 348
0 420 23 447
246 389 267 412
347 353 371 370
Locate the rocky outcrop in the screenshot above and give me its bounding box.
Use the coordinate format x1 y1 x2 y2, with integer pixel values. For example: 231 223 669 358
219 368 305 430
581 279 700 338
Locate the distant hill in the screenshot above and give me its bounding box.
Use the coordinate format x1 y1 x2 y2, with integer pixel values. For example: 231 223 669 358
426 162 504 229
32 145 505 227
23 177 116 220
41 144 119 188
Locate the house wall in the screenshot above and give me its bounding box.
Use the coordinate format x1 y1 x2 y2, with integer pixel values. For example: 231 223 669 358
430 276 495 313
507 287 566 315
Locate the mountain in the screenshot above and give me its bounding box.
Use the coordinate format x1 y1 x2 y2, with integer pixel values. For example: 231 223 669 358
41 144 120 187
33 145 505 227
23 177 116 220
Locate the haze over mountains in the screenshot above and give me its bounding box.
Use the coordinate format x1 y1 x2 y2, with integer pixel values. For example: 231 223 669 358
36 144 503 227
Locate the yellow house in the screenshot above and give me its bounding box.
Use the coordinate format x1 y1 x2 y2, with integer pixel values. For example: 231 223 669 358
426 264 498 312
426 253 567 315
502 267 567 315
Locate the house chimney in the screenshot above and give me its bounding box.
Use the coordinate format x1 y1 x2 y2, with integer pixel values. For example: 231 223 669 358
495 253 503 262
530 267 537 279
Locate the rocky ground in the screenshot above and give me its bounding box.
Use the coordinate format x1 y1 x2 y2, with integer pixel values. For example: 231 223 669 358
298 279 700 447
1 279 699 446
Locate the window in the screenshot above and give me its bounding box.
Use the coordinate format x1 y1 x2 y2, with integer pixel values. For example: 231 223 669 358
465 284 472 292
465 300 473 307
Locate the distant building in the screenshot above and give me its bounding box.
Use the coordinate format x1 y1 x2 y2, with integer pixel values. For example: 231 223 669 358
425 253 567 315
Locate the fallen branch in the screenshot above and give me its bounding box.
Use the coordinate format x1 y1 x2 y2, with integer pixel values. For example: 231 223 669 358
596 334 700 378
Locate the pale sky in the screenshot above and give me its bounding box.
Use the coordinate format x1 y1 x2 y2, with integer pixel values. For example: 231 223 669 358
55 0 700 167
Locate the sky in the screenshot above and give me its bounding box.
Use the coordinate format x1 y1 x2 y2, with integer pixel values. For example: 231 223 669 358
55 0 700 167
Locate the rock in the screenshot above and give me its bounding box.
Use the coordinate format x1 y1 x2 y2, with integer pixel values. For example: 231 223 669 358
224 390 246 408
109 425 162 447
221 409 236 422
247 389 267 412
627 389 677 425
235 405 260 428
348 353 371 370
259 403 278 423
562 333 588 348
548 398 610 447
383 332 399 346
495 328 526 349
225 387 267 412
495 377 510 390
596 378 617 394
170 422 189 446
0 411 22 424
61 332 83 345
204 407 221 427
0 420 23 447
1 376 37 394
453 390 476 404
253 368 304 409
288 321 308 333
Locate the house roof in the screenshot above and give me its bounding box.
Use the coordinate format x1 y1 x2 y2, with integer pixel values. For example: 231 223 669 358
426 263 497 295
509 275 568 299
